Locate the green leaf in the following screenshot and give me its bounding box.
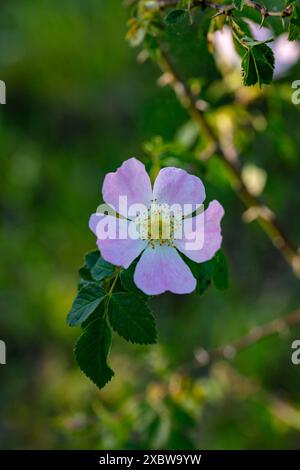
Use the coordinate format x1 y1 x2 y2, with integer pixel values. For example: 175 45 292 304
213 251 229 291
233 0 245 10
120 263 148 299
242 43 274 87
165 9 187 25
85 250 100 270
231 17 252 39
242 49 256 86
75 317 114 389
67 283 107 326
78 250 115 287
78 266 93 290
288 5 300 41
108 292 157 344
78 266 93 282
78 251 99 289
196 260 214 295
91 256 115 281
81 304 104 329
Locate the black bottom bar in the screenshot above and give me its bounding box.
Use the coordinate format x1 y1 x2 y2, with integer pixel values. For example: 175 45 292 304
0 450 300 469
0 450 300 467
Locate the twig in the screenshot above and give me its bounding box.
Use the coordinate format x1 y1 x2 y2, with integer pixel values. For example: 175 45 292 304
156 48 300 278
195 309 300 367
158 0 294 18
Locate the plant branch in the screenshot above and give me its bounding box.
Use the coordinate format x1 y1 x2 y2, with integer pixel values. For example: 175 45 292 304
195 310 300 367
158 0 294 18
194 309 300 367
155 48 300 278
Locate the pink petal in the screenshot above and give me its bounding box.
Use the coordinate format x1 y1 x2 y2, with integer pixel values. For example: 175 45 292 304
153 167 205 214
102 158 152 217
175 200 224 263
89 213 106 236
248 21 271 43
134 245 196 295
214 27 240 70
97 238 147 270
273 34 300 78
89 213 147 269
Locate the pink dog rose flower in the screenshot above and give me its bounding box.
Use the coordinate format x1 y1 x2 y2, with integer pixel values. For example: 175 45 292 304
89 158 224 295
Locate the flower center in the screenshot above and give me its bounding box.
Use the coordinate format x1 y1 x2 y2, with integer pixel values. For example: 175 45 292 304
135 201 182 248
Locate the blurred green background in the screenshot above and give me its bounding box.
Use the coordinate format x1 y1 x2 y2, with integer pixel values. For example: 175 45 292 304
1 0 300 450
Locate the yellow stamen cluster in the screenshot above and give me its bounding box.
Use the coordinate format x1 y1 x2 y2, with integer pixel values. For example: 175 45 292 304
135 200 182 248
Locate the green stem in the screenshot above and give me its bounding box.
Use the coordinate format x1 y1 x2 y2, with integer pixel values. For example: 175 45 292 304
228 17 249 49
104 269 120 318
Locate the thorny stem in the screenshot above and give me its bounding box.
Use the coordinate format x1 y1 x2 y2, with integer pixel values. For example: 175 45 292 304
194 309 300 368
156 48 300 279
157 0 294 18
